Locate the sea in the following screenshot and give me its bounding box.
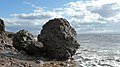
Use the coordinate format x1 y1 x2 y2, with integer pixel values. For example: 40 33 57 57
73 34 120 67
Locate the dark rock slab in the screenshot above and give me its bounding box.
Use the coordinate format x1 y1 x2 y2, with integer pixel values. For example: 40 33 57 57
38 18 80 60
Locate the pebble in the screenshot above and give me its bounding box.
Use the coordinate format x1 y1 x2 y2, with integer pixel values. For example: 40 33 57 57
84 58 91 61
36 60 40 64
18 64 23 67
1 63 4 65
35 60 43 64
28 64 32 67
59 63 65 66
75 53 81 55
115 58 120 62
9 57 13 60
50 62 54 65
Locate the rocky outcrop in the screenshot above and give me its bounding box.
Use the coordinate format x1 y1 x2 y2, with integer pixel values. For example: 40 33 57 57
38 18 80 60
13 29 44 55
0 19 5 31
0 19 14 49
0 31 14 48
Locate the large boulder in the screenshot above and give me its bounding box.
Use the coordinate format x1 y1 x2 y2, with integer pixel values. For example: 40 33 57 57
13 29 44 55
38 18 80 60
0 19 5 31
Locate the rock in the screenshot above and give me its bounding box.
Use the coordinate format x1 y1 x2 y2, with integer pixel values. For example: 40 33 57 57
28 64 32 67
0 19 5 31
13 29 34 51
0 19 14 49
60 63 65 66
13 29 44 55
35 60 44 64
24 41 44 55
38 18 80 60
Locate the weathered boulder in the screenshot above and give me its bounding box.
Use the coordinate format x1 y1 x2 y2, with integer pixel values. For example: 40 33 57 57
0 19 5 31
13 29 34 51
13 29 44 55
38 18 80 60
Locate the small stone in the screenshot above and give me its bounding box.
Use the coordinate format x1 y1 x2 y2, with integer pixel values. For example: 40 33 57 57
9 57 13 60
84 58 91 61
116 59 120 62
92 64 96 66
50 62 54 65
66 63 70 67
1 63 4 65
5 44 13 48
75 53 81 55
28 64 32 67
36 60 41 64
60 63 65 66
18 64 23 67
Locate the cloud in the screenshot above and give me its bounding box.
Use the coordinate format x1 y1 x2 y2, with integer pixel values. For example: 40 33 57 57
10 7 63 20
90 3 120 18
3 0 120 35
3 18 44 35
23 1 31 5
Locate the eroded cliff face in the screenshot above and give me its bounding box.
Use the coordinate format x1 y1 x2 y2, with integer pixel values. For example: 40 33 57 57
38 18 80 60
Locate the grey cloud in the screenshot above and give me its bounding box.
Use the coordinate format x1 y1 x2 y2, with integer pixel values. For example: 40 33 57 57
71 21 107 34
71 14 85 19
88 3 120 17
79 23 106 29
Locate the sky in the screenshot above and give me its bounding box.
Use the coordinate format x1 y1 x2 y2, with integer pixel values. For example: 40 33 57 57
1 0 120 35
